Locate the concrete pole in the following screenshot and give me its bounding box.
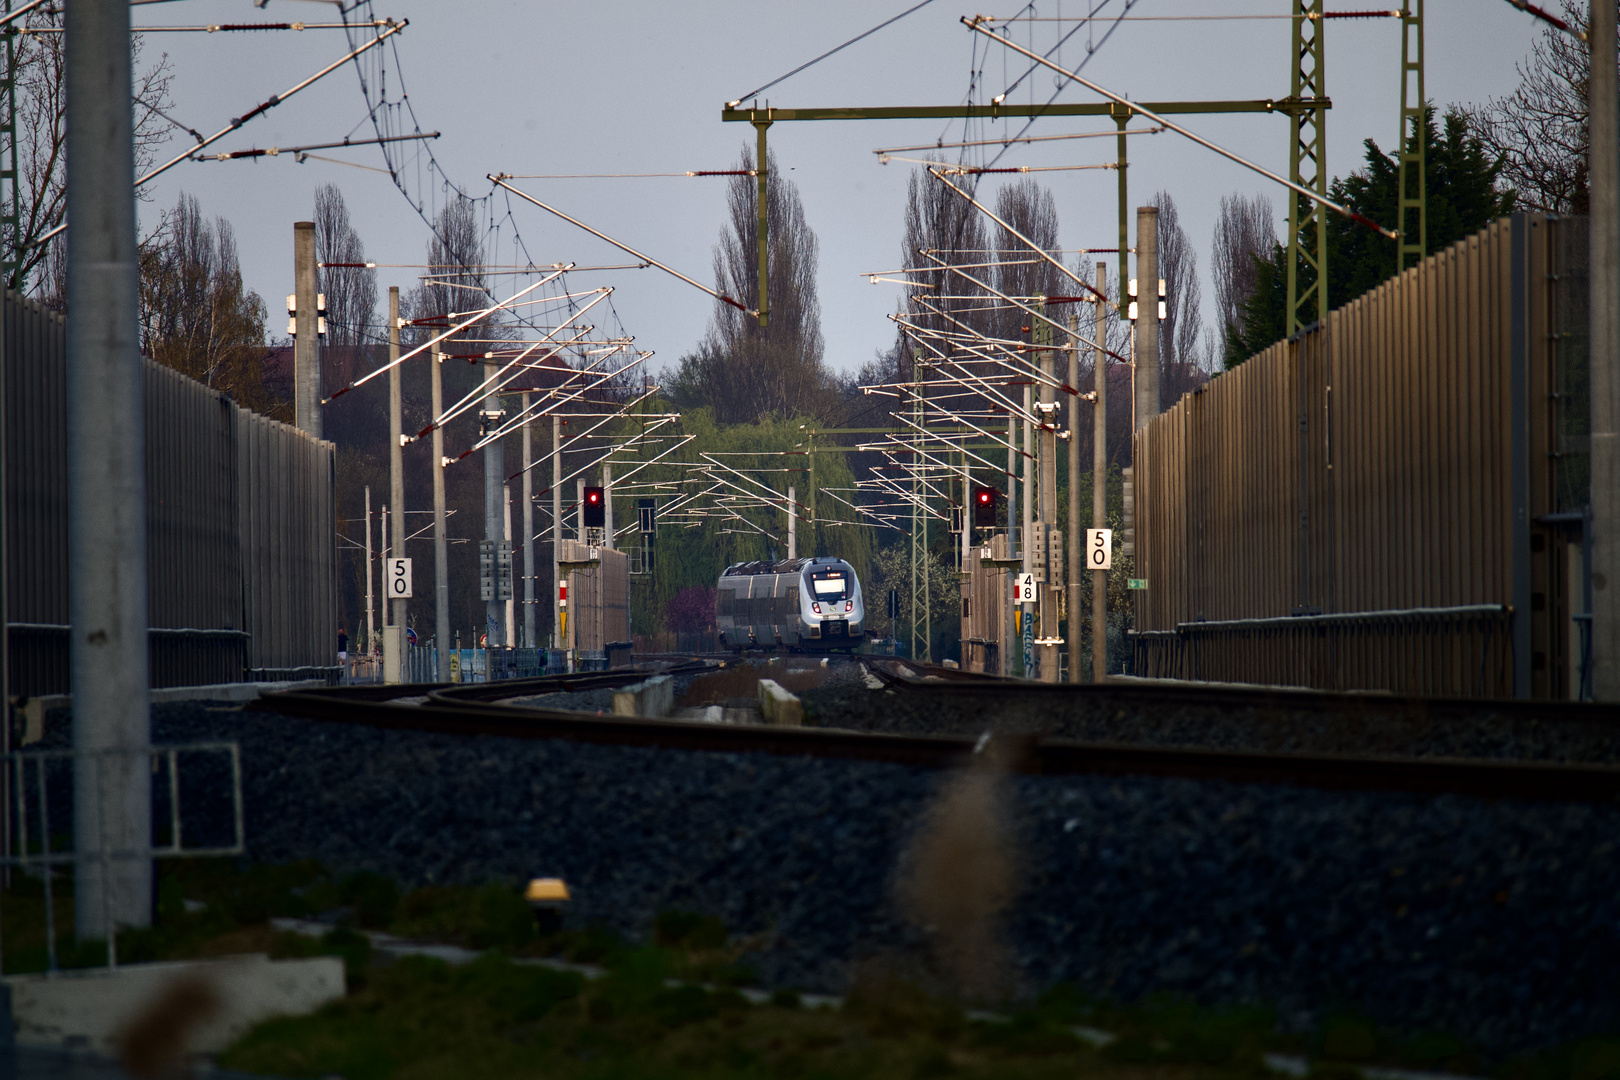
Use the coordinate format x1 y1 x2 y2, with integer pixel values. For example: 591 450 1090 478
1022 383 1034 677
603 462 615 549
1007 408 1018 555
1005 407 1016 677
483 360 504 649
1591 0 1619 698
1039 308 1058 683
293 221 320 438
522 394 535 649
1093 262 1110 683
1135 206 1160 431
389 288 406 678
68 0 150 939
960 463 969 570
552 415 562 650
503 484 514 645
1039 320 1058 528
431 338 450 680
363 485 374 654
1068 313 1082 683
574 477 585 653
787 485 797 559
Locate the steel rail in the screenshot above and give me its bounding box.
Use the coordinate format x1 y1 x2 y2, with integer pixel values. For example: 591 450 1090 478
252 665 1620 804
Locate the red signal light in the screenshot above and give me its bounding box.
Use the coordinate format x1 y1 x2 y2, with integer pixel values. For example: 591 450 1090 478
972 485 999 527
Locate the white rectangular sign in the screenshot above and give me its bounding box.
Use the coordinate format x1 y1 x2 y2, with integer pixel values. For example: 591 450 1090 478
1013 572 1037 603
1086 529 1113 570
387 557 413 599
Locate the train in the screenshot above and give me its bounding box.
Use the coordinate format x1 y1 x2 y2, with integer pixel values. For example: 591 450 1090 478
716 556 866 651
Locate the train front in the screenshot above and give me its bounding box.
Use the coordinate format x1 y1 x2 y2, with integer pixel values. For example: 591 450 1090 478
801 559 864 648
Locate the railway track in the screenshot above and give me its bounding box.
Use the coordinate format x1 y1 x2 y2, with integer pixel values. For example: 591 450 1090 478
250 657 1620 805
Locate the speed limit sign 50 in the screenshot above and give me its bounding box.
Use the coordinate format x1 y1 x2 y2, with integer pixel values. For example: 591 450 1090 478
387 557 413 599
1086 529 1112 570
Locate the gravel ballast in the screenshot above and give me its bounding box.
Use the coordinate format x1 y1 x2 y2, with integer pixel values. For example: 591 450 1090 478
803 671 1620 764
43 698 1614 1063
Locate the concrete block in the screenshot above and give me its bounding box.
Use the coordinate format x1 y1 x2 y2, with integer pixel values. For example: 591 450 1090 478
611 674 673 718
5 954 344 1055
757 679 802 727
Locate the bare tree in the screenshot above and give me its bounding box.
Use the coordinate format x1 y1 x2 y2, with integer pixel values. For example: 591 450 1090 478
1466 0 1615 215
139 192 276 414
1075 264 1134 469
991 177 1063 342
1211 192 1277 360
3 8 176 296
667 145 834 424
314 184 378 348
1151 191 1203 374
891 162 990 385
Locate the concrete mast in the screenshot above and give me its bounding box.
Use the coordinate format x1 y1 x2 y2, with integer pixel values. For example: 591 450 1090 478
1590 0 1619 698
69 0 151 938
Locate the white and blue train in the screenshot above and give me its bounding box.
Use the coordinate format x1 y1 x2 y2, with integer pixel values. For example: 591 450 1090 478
715 556 866 651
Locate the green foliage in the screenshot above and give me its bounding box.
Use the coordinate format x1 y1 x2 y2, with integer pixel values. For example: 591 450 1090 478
867 541 959 661
341 871 401 929
629 408 874 642
655 911 729 951
1228 107 1514 368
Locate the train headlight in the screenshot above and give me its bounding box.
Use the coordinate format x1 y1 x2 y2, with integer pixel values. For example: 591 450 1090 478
845 602 853 612
812 602 821 614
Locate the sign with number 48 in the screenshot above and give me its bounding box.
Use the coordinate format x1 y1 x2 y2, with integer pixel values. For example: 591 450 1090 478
1086 529 1113 570
387 557 413 599
1012 572 1037 603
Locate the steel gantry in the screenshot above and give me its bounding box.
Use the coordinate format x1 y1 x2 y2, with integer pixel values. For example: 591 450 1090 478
1287 0 1330 334
1396 0 1426 274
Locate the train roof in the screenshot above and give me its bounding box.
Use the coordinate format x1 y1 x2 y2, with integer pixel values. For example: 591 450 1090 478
720 556 852 578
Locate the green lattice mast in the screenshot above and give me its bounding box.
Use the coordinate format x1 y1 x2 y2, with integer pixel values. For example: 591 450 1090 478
1396 0 1426 274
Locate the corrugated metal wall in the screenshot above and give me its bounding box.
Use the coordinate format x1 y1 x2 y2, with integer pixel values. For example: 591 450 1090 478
237 410 338 679
962 533 1011 674
560 540 629 652
3 290 338 694
1132 214 1584 698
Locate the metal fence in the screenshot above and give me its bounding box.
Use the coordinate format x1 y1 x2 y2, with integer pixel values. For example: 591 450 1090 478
3 290 338 695
1132 214 1586 698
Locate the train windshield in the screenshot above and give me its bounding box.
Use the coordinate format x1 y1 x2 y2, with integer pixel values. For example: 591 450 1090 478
809 570 849 602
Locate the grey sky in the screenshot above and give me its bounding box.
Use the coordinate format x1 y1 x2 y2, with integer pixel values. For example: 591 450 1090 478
139 1 1544 379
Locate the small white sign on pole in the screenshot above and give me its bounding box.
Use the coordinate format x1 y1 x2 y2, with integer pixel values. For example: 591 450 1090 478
387 557 413 599
1013 572 1038 603
1086 529 1113 570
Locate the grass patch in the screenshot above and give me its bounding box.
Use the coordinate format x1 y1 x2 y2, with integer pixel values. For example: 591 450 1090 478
6 861 1616 1080
220 949 1155 1080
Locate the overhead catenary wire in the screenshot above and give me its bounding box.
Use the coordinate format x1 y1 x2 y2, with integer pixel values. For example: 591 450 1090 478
874 125 1163 157
992 10 1401 19
192 130 437 162
490 175 759 317
26 17 407 252
882 156 1117 173
8 19 396 32
493 171 757 179
964 18 1399 240
724 0 941 107
290 151 390 173
1499 0 1588 41
324 267 569 402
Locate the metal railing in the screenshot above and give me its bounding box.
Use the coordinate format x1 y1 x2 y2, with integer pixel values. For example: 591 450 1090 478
0 741 244 974
1132 604 1514 697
